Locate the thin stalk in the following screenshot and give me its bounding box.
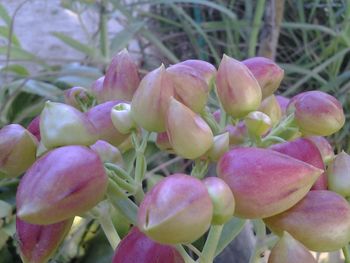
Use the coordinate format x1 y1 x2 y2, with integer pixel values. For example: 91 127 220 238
176 245 195 263
200 225 224 263
98 215 120 250
248 0 266 57
99 0 109 60
343 245 350 263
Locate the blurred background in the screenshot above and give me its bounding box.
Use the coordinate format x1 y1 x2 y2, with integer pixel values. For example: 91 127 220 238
0 0 349 262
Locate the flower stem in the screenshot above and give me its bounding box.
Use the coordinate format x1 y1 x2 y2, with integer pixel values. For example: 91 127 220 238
343 245 350 263
176 245 195 263
98 215 120 250
200 225 224 263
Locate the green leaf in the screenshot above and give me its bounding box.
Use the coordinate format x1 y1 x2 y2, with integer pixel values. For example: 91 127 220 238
59 64 102 78
55 76 96 89
0 45 37 61
0 3 11 26
6 79 62 99
110 22 145 53
0 26 20 46
0 200 11 218
0 64 29 76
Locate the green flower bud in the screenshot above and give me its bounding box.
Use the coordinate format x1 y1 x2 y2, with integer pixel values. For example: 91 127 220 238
327 151 350 197
111 102 136 134
244 111 272 136
207 132 229 162
259 95 282 126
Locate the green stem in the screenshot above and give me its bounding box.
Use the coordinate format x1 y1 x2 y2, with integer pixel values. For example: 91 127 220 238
105 163 135 183
201 109 221 135
248 0 266 57
200 225 224 263
191 159 209 179
98 215 121 250
99 0 109 60
343 245 350 263
176 245 195 263
261 114 296 146
108 171 136 194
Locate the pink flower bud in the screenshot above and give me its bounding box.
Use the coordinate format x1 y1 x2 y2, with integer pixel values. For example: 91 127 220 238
138 174 213 244
244 111 272 136
242 57 284 99
264 190 350 252
288 91 345 136
110 102 136 134
207 132 229 162
131 65 174 132
64 86 93 110
40 101 98 149
90 140 124 167
327 151 350 197
267 232 317 263
100 49 140 102
178 59 216 86
203 177 235 225
112 227 184 263
156 132 174 153
166 98 213 159
91 76 105 102
276 95 290 116
225 122 247 145
27 116 41 141
217 147 323 218
216 55 262 118
16 145 107 225
0 124 37 178
16 217 73 263
259 95 282 125
167 64 209 113
86 100 129 147
270 138 327 190
306 136 334 164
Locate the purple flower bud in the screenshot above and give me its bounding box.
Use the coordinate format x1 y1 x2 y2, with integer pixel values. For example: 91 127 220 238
327 151 350 197
0 124 37 178
91 76 105 102
276 95 290 116
16 145 107 225
178 59 216 86
27 116 41 141
90 140 124 167
306 136 334 164
16 217 73 263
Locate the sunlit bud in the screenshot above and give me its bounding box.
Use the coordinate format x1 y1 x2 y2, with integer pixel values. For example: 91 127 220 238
207 132 229 162
327 151 350 197
179 59 216 86
259 95 282 125
111 102 136 134
244 111 272 136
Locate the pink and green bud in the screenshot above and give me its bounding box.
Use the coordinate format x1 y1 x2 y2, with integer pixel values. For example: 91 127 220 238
217 147 322 218
288 91 345 136
216 55 262 118
244 111 272 136
0 124 37 178
138 173 213 244
91 76 105 103
64 86 94 111
113 227 184 263
27 116 41 141
16 145 107 225
267 232 317 263
16 217 73 263
40 101 98 149
242 57 284 99
111 102 136 134
203 177 235 225
327 151 350 197
166 98 213 159
86 100 129 147
178 59 216 86
270 138 327 190
225 122 247 145
276 95 290 116
90 140 124 167
306 136 334 164
259 95 282 125
167 64 209 113
156 132 174 153
207 132 229 162
264 190 350 252
131 65 174 132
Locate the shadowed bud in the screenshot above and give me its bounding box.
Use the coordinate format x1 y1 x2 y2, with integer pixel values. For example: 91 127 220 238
0 124 37 178
131 65 174 132
217 147 322 218
178 59 216 86
287 91 345 136
40 101 98 149
64 86 94 111
225 122 247 145
264 190 350 252
217 55 262 118
207 132 229 162
259 95 282 125
91 76 105 103
166 98 213 159
243 57 284 98
138 174 213 244
167 64 209 113
268 232 317 263
156 132 174 153
244 111 272 136
276 95 290 116
203 177 235 225
113 227 184 263
111 102 136 134
270 138 327 190
327 151 350 197
90 140 124 167
86 101 129 147
27 116 41 141
306 136 334 164
16 145 107 225
16 217 73 263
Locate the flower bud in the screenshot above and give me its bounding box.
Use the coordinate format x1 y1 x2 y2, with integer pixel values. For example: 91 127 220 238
306 136 334 164
270 138 327 190
113 227 184 263
166 98 213 159
91 76 105 103
207 132 229 162
288 91 345 136
217 147 322 218
267 232 317 263
86 100 129 147
64 86 94 111
138 173 213 244
131 65 174 132
27 116 41 141
111 102 136 134
225 122 247 145
167 64 209 113
0 124 37 178
264 190 350 252
90 140 124 167
16 145 107 225
178 59 216 86
155 132 174 153
203 177 235 225
101 49 140 102
40 101 98 149
244 111 272 136
16 217 73 263
259 95 282 125
242 57 284 98
216 55 262 118
327 151 350 197
276 95 290 116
